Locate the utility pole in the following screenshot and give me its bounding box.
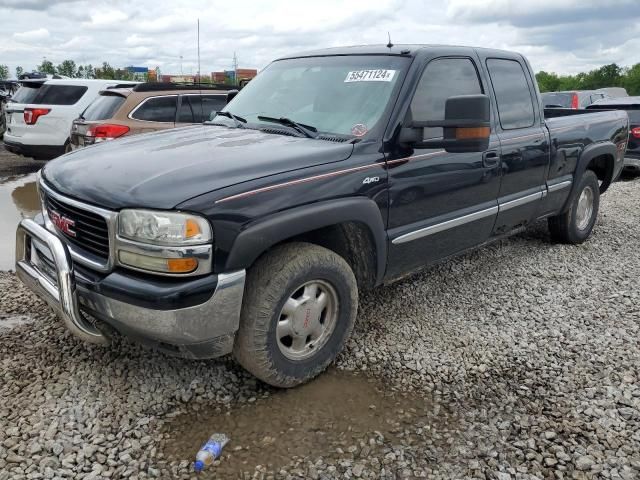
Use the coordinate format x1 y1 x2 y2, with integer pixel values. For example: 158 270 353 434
197 18 201 84
232 52 239 86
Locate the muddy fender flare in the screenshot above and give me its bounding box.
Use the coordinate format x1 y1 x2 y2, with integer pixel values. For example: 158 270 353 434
224 197 387 285
563 141 617 212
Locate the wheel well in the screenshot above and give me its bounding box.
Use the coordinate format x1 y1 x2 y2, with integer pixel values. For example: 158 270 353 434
586 153 615 193
276 222 378 291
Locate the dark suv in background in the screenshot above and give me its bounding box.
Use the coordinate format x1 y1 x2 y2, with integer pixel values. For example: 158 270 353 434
589 96 640 172
70 83 233 149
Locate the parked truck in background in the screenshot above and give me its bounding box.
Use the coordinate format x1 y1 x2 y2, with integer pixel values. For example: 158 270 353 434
16 45 628 387
588 96 640 172
541 90 608 109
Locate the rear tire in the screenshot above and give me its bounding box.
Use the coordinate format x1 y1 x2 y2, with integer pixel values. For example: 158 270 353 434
548 170 599 244
233 242 358 388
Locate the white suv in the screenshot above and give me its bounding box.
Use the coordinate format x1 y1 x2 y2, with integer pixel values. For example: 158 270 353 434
4 79 137 160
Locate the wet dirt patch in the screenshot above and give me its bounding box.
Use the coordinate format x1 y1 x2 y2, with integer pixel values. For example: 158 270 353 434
0 172 40 270
163 369 456 477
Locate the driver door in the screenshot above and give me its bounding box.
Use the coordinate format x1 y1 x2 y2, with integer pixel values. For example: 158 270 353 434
386 54 502 277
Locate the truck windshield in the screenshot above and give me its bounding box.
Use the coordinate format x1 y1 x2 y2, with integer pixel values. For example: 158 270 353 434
216 55 409 137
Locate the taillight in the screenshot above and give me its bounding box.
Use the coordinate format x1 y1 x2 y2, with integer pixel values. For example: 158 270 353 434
570 93 579 109
631 127 640 139
86 124 130 142
24 108 51 125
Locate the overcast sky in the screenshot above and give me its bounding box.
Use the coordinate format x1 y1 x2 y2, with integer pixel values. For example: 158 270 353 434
1 0 638 78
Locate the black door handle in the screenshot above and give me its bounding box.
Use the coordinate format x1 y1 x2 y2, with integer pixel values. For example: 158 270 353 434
482 150 500 168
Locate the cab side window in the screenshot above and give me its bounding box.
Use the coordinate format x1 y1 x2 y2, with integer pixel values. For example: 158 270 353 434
178 96 195 123
486 59 535 129
131 96 177 123
178 95 227 123
410 58 483 139
199 95 227 122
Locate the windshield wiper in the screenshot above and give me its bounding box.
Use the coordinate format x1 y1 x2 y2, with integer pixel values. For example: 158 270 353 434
214 111 247 128
257 116 318 139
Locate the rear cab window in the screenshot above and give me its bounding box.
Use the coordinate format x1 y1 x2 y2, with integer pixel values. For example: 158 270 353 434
33 85 88 105
131 96 177 123
486 59 536 129
81 93 126 121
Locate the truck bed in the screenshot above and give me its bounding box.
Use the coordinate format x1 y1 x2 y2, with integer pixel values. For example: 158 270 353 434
544 107 615 119
544 108 629 132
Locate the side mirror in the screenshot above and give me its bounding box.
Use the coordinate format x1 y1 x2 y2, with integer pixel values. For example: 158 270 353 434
226 90 239 103
400 94 491 153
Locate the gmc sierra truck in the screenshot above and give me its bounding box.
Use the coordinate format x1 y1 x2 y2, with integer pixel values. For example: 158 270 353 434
16 45 629 387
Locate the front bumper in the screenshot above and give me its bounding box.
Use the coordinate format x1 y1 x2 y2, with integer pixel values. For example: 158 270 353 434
15 217 246 359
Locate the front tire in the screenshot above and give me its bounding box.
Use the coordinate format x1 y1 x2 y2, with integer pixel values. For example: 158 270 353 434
233 242 358 388
548 170 600 244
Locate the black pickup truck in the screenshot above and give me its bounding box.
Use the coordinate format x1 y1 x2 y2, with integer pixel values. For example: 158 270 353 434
16 45 628 387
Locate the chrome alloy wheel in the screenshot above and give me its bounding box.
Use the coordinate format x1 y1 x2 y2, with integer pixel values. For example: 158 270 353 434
276 280 339 361
576 185 594 231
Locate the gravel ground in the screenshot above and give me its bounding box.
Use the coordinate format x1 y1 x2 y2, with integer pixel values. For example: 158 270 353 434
1 174 639 479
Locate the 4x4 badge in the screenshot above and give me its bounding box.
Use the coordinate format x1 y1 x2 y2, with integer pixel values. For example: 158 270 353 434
362 176 380 185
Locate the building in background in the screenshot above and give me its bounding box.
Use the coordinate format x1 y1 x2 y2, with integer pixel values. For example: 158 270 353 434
212 71 226 83
211 68 257 85
161 74 197 83
126 66 149 81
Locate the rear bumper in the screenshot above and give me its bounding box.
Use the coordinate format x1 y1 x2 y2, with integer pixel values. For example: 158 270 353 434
15 217 246 359
624 154 640 171
3 139 65 160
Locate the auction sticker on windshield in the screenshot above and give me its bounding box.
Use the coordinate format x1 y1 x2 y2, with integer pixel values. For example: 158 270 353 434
345 69 396 82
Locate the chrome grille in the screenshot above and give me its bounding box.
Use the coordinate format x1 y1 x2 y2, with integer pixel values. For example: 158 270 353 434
45 193 110 260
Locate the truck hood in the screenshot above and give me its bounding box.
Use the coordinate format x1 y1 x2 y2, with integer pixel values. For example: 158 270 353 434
42 125 354 210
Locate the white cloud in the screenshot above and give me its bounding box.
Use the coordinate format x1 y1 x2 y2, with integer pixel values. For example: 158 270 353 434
125 34 153 47
12 27 50 42
84 10 128 27
0 0 639 77
59 36 91 49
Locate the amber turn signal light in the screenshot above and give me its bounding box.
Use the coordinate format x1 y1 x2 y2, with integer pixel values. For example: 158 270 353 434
185 218 202 239
167 257 199 273
455 126 490 140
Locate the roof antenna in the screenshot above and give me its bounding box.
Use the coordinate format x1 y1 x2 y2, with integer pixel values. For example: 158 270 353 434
386 32 393 49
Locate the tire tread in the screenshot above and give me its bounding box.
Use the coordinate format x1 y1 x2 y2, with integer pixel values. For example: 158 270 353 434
233 242 358 388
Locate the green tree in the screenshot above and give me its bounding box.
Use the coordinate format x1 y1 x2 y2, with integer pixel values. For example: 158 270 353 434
15 66 24 79
578 63 623 90
0 64 8 80
37 59 56 75
114 68 134 81
56 59 77 78
79 64 95 79
535 71 561 92
623 64 640 96
95 62 115 79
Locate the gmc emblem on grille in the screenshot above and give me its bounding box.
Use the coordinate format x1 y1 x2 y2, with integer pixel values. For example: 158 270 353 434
49 210 76 237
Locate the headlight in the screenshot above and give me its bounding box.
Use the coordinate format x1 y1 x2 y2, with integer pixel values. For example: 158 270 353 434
118 209 212 246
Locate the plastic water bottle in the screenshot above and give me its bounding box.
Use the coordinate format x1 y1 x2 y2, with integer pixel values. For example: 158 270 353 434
193 433 229 473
